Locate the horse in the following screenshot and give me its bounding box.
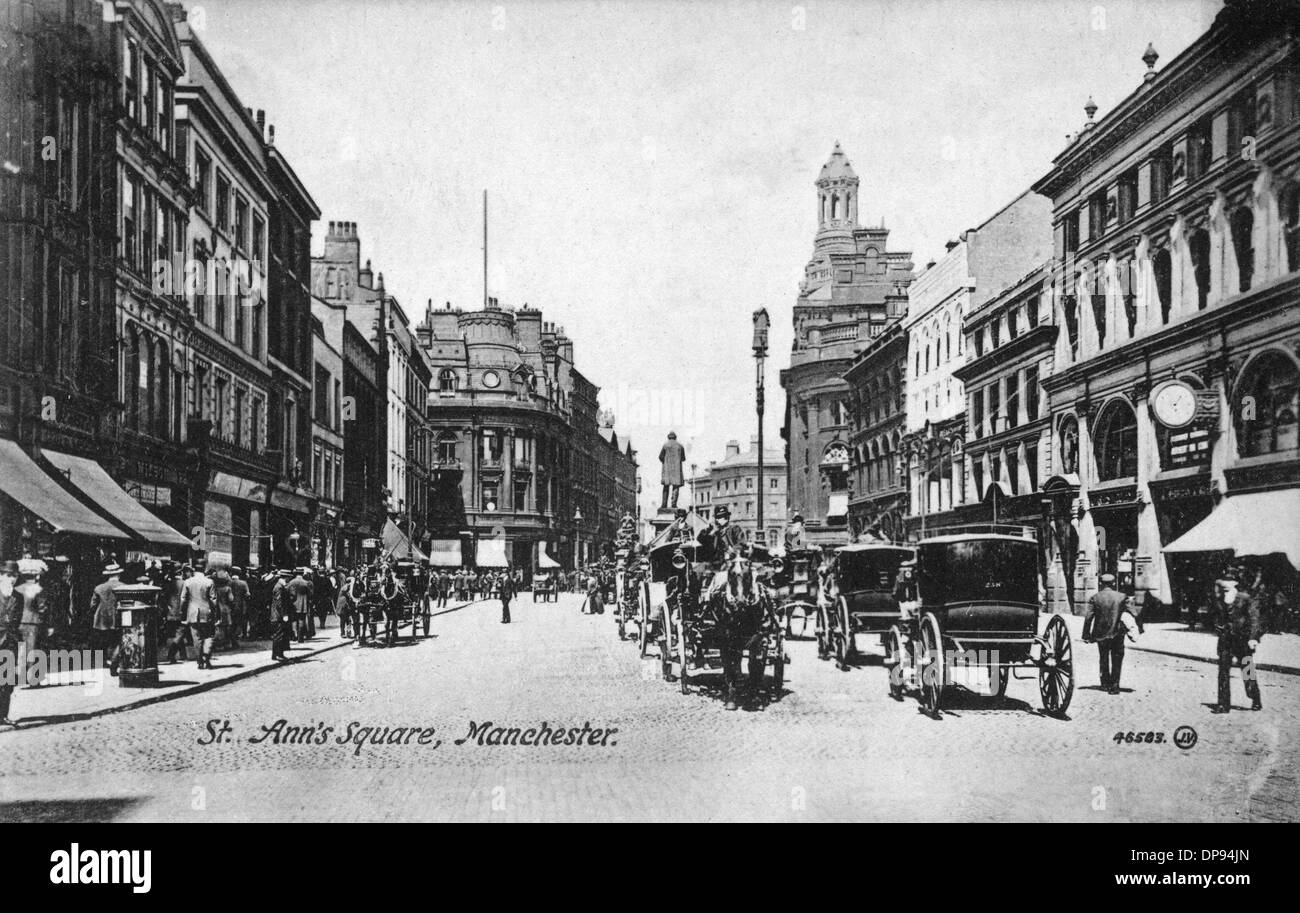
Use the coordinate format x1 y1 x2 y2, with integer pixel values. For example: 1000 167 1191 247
702 546 774 709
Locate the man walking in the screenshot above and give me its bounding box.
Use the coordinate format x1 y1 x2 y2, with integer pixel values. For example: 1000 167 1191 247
228 568 250 646
15 560 50 688
500 568 514 624
437 570 450 608
288 568 313 642
1 561 22 727
89 563 124 676
1082 572 1127 694
271 569 294 661
181 565 218 670
1211 571 1263 713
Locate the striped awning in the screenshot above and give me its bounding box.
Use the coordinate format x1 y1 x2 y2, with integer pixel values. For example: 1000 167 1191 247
427 539 462 567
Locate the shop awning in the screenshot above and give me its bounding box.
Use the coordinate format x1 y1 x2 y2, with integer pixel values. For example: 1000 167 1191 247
41 450 192 548
427 539 462 567
538 549 560 569
382 518 427 562
0 440 127 539
1164 490 1300 567
476 537 509 568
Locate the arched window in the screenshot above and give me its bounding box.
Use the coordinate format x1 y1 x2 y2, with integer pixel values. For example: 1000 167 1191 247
1153 248 1173 325
438 368 457 393
126 328 141 432
1235 351 1300 457
1230 206 1254 293
157 345 171 440
1189 228 1211 310
831 193 840 220
1094 400 1138 481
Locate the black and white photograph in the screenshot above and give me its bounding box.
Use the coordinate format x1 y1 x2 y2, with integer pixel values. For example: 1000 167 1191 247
0 0 1296 852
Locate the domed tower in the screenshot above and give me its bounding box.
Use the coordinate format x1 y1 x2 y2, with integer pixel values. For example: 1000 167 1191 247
814 141 859 253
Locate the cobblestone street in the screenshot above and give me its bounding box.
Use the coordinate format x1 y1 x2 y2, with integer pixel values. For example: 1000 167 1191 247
0 593 1295 822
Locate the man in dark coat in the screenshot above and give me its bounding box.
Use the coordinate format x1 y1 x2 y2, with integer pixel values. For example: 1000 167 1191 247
1082 572 1128 694
15 561 50 688
288 569 313 642
90 563 125 676
0 561 22 726
500 569 515 624
271 569 295 660
659 431 686 510
1212 572 1263 713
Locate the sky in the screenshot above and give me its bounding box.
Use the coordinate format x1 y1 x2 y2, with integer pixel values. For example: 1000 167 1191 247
194 0 1221 516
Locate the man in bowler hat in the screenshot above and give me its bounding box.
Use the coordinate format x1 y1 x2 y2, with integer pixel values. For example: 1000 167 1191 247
1083 572 1128 694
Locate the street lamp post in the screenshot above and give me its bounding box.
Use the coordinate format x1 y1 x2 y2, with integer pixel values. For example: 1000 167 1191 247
573 507 583 569
752 308 770 543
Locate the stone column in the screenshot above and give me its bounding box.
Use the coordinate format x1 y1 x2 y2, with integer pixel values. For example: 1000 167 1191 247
1135 386 1168 605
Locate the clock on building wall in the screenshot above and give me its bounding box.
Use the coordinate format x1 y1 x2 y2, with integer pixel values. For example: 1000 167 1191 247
481 370 501 389
1151 380 1197 429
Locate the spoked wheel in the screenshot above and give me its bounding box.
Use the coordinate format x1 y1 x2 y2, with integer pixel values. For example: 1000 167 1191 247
833 597 856 669
677 610 690 695
771 633 785 698
917 612 944 715
1039 614 1074 716
637 582 651 658
815 600 832 660
885 625 905 701
992 664 1009 698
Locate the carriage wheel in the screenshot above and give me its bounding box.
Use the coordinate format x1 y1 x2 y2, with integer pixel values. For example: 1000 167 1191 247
834 597 856 669
1039 614 1074 716
815 601 831 661
993 664 1009 698
918 613 944 715
677 611 690 695
885 625 905 701
771 635 785 697
637 582 651 658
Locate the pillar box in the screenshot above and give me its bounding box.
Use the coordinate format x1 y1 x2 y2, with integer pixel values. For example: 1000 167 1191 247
114 584 161 687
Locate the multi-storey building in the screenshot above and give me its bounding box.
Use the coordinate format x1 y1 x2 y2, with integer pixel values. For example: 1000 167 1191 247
260 115 319 569
948 263 1057 583
900 190 1052 538
0 0 183 589
310 297 346 567
1034 2 1300 620
780 143 914 544
173 10 278 569
341 316 383 564
386 299 432 547
843 322 908 542
689 438 787 548
109 0 196 545
310 220 391 557
419 300 635 571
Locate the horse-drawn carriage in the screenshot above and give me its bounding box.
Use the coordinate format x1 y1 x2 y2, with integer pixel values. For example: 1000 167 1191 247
650 537 786 706
613 550 653 653
532 572 559 602
884 527 1074 717
767 547 823 638
819 543 915 669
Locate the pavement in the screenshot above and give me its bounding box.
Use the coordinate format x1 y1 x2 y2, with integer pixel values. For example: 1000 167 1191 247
1053 613 1300 675
4 606 468 730
0 592 1295 822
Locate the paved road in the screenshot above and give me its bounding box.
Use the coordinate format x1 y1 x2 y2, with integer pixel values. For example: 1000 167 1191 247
1 593 1295 822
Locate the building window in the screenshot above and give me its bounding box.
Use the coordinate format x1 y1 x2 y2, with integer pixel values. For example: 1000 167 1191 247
1094 400 1138 481
122 171 137 268
1025 364 1040 421
1227 86 1257 155
1153 248 1173 324
216 173 230 231
1063 210 1079 254
436 432 457 464
1026 440 1039 491
438 368 457 393
988 383 1000 435
1189 228 1211 310
1187 114 1213 181
252 213 265 263
194 147 211 211
1235 351 1299 457
481 481 499 511
251 395 263 452
124 39 138 120
971 389 984 440
1230 207 1254 293
1151 144 1172 203
1118 167 1138 223
234 195 249 251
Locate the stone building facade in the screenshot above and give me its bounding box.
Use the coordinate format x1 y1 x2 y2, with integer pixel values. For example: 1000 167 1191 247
1034 1 1300 619
688 437 787 548
780 143 914 545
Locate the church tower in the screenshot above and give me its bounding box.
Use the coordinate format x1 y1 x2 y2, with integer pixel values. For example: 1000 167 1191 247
814 142 858 253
